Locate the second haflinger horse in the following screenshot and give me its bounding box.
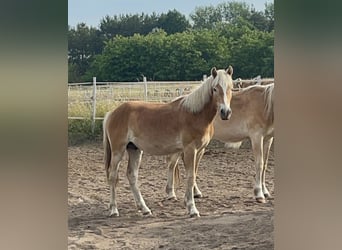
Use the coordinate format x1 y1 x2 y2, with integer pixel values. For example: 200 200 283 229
165 83 274 203
103 66 234 217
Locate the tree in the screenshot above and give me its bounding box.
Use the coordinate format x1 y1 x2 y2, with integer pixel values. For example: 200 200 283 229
191 1 273 32
92 31 168 81
91 29 232 81
68 2 274 82
264 2 274 32
230 30 274 78
247 8 269 31
190 5 222 29
99 13 158 39
157 9 191 34
217 1 251 24
99 11 189 40
68 23 105 82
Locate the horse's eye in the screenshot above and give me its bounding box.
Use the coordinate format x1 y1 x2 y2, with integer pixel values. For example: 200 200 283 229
213 87 217 92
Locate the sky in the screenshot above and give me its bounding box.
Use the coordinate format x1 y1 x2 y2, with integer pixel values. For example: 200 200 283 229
68 0 272 28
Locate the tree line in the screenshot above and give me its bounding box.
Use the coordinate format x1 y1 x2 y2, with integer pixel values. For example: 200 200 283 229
68 1 274 82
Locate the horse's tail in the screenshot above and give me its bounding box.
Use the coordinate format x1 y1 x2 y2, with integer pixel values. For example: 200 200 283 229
103 111 112 180
263 83 274 124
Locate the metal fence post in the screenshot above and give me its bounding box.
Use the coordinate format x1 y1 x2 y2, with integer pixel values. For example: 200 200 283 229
91 77 97 134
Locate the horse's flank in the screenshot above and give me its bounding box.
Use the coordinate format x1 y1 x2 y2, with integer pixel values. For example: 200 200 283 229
213 83 274 143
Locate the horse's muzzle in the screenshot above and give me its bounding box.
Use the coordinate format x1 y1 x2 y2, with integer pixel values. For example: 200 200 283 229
220 108 232 120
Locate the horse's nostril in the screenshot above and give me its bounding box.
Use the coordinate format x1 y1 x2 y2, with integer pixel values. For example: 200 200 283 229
220 109 228 120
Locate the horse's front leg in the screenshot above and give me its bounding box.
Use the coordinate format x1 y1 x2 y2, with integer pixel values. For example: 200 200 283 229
165 153 181 200
183 146 200 217
251 134 266 203
262 136 274 199
193 147 205 198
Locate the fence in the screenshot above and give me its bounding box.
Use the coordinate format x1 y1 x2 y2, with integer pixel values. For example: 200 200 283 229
68 76 274 133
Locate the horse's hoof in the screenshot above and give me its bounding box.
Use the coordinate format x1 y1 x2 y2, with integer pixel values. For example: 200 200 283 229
142 210 152 216
109 211 119 217
264 193 271 199
167 196 178 201
190 213 200 218
256 197 266 203
194 193 203 198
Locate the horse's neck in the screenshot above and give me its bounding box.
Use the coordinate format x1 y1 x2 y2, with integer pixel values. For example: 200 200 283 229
197 97 218 125
191 78 217 124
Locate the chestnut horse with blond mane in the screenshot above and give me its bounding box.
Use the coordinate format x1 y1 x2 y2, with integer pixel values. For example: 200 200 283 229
103 66 234 217
166 83 274 203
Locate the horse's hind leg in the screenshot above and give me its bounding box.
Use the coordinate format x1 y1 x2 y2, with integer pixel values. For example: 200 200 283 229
108 151 124 217
251 134 266 203
165 153 181 200
127 148 152 216
262 137 274 198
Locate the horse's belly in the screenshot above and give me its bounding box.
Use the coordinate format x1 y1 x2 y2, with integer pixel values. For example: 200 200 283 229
131 138 183 156
213 130 247 142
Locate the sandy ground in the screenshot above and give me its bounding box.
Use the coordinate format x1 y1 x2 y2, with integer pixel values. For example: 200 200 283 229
68 140 274 249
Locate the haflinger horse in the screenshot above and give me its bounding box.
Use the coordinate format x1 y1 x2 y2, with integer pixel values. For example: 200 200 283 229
233 77 274 89
165 83 274 203
103 66 234 217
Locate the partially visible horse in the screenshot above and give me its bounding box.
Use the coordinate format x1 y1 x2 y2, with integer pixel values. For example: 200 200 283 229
233 77 274 89
166 83 274 203
103 66 234 217
229 78 274 149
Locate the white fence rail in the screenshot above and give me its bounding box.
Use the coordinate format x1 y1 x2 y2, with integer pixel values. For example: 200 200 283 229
68 77 274 133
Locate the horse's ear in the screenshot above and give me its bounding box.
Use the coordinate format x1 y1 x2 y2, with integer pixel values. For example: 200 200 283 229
211 67 217 78
226 65 233 76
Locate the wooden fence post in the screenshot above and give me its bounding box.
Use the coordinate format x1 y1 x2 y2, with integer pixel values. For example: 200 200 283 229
91 77 97 134
143 76 147 101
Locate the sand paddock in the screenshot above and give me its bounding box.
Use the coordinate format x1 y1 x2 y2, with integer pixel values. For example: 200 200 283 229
68 140 274 249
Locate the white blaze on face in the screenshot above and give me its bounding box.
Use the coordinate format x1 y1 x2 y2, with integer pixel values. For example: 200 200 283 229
219 73 230 112
222 84 229 111
219 71 234 120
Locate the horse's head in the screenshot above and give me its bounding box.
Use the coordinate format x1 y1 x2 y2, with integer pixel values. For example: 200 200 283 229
211 66 234 120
